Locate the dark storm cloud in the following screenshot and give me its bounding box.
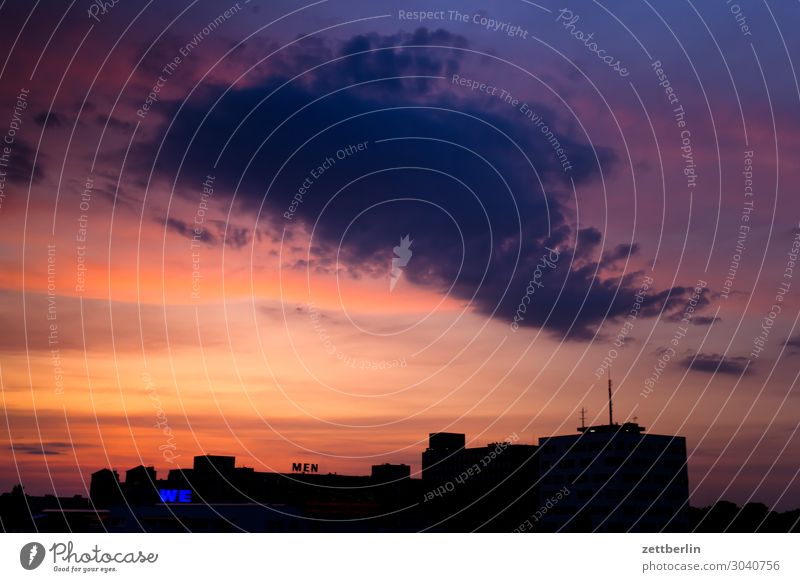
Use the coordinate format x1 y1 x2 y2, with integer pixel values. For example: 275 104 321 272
681 353 751 376
135 27 694 339
4 140 45 184
34 111 64 127
96 113 136 132
158 216 217 244
320 28 467 94
600 243 640 269
575 227 603 260
9 442 76 456
784 335 800 349
156 216 252 249
663 286 713 323
208 220 251 249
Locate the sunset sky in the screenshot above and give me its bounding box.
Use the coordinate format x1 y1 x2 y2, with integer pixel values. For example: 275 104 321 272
1 0 799 511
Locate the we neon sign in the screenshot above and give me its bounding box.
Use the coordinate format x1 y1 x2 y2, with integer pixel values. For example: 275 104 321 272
158 489 192 503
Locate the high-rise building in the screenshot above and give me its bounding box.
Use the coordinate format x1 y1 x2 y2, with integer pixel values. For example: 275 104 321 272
421 432 539 531
89 468 122 508
537 421 689 532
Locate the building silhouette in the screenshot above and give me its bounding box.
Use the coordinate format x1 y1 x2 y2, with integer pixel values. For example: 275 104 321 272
537 421 689 532
88 468 122 508
421 432 539 531
1 418 698 532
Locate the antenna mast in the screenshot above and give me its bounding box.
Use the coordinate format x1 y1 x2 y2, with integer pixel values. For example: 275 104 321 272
608 377 614 426
580 407 586 430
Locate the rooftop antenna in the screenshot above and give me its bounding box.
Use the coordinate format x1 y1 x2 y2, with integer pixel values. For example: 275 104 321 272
608 375 614 426
580 407 587 431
